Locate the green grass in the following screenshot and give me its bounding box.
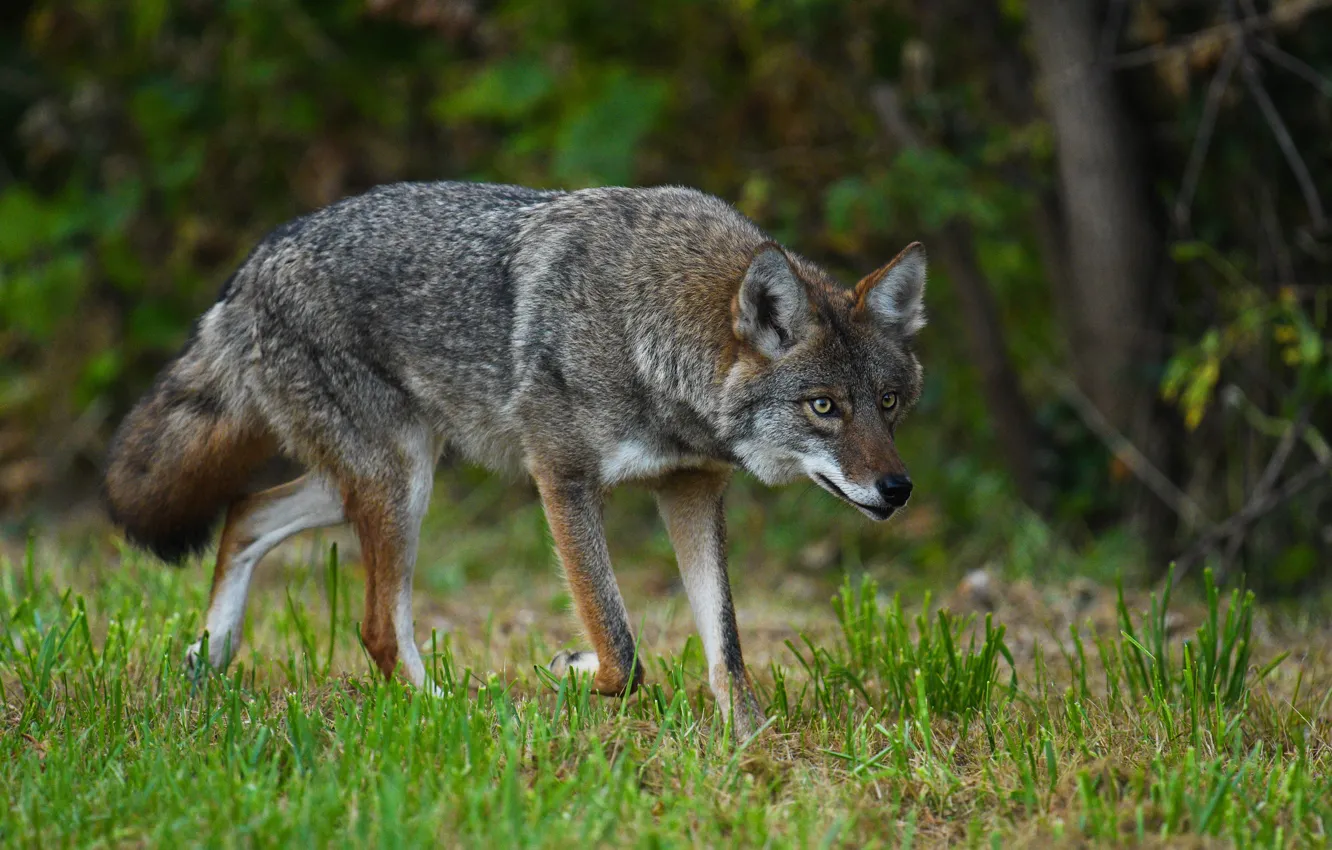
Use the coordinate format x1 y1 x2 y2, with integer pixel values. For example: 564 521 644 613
2 510 1331 847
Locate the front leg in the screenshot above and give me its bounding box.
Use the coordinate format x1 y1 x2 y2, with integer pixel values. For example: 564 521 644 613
534 471 643 695
655 469 765 738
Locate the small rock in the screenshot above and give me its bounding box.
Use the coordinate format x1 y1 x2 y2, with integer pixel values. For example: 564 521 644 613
1068 577 1099 614
955 568 1000 612
1164 611 1186 637
797 538 841 572
778 573 819 601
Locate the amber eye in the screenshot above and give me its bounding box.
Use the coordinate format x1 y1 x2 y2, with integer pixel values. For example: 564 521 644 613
809 397 837 417
881 392 898 411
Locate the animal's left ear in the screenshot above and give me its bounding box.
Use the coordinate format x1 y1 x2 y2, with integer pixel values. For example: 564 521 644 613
854 242 927 336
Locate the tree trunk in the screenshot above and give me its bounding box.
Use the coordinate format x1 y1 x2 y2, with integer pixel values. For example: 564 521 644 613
1025 0 1175 549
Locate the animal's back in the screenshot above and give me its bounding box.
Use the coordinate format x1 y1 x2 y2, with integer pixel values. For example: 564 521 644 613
226 181 771 477
216 181 565 472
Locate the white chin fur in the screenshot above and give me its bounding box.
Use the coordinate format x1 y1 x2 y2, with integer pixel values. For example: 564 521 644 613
734 441 803 485
799 456 891 510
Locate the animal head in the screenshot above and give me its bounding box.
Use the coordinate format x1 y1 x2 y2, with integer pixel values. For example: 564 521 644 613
722 241 927 521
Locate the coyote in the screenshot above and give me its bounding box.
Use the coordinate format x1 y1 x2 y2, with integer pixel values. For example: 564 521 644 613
104 182 926 736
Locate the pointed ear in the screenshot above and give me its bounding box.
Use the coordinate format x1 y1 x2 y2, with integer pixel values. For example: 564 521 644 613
854 242 927 336
733 243 812 358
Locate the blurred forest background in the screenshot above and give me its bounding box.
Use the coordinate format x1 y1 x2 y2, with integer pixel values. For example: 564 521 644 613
1 0 1329 595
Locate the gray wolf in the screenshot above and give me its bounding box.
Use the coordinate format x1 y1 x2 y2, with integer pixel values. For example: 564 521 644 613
103 181 927 737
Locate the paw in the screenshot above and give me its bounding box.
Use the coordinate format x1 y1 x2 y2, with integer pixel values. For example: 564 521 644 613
550 650 643 695
549 650 600 679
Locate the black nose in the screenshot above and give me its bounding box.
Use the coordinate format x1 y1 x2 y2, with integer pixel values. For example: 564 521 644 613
876 474 913 508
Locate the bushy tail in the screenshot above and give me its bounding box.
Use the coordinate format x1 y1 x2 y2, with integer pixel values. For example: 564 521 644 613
103 349 273 564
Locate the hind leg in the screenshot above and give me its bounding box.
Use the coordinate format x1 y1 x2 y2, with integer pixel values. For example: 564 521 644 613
187 473 346 670
341 430 439 691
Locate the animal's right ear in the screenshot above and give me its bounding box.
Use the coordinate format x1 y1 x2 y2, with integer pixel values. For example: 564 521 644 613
732 243 811 358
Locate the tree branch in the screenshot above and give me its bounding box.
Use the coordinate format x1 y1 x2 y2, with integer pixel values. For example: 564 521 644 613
1177 453 1332 575
1174 42 1243 231
1098 0 1128 63
1046 371 1206 530
1252 38 1332 96
1106 0 1332 71
1238 54 1328 230
1218 405 1311 575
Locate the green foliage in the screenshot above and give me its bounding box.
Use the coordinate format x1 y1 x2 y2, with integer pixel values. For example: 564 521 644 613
1058 565 1285 756
551 70 670 187
887 148 1002 232
1163 243 1330 432
0 186 90 342
433 57 556 122
786 576 1013 727
1051 575 1307 844
3 535 1325 846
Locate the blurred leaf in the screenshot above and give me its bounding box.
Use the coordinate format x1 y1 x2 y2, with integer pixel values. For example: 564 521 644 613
283 93 323 135
130 82 202 142
0 254 88 342
75 349 123 410
0 188 53 262
1171 242 1209 263
127 302 188 351
552 71 668 187
1000 0 1026 22
886 148 998 231
824 176 893 243
132 0 168 48
1271 544 1317 587
433 57 555 122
